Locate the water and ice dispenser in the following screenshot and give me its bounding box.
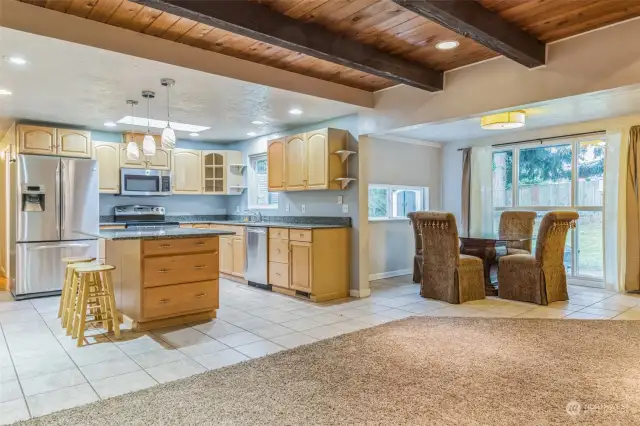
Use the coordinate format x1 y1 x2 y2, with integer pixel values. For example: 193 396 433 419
21 185 45 212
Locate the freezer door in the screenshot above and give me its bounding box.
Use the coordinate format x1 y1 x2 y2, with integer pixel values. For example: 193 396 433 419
13 240 98 298
16 155 61 242
61 158 99 240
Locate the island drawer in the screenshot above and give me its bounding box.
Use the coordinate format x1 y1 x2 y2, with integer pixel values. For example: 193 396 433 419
269 262 289 288
143 237 218 256
269 239 289 263
143 280 219 319
290 229 312 242
269 228 289 240
144 252 218 288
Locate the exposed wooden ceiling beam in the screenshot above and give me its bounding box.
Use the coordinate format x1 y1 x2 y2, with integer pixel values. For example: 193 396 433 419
394 0 546 68
129 0 444 91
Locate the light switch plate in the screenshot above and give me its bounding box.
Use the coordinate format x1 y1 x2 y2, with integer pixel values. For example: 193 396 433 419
236 206 240 213
301 204 306 213
337 195 343 205
342 204 349 213
286 203 290 212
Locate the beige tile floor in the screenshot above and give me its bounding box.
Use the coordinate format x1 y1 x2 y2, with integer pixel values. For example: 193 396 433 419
1 276 639 424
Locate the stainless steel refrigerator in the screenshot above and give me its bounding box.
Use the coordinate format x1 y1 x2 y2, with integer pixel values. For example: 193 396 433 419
9 155 99 299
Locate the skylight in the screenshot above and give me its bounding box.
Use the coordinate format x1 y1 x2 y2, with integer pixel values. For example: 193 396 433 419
116 116 211 133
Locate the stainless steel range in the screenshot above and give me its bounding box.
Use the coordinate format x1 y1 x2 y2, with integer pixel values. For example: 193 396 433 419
114 205 179 229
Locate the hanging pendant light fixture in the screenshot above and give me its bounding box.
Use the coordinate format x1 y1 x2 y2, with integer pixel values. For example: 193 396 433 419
160 78 176 150
141 90 157 156
125 100 140 161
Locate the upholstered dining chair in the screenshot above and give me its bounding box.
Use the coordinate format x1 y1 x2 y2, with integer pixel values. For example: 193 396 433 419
498 211 579 305
407 212 423 283
415 212 485 304
499 211 537 255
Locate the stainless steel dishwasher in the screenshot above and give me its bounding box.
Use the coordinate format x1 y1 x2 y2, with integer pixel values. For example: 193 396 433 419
245 227 269 289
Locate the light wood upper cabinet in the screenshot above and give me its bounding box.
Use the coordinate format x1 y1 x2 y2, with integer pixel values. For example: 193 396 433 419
232 236 245 277
94 142 121 194
285 134 306 191
202 151 226 194
147 147 171 170
289 240 312 292
219 236 233 274
57 129 92 158
305 129 328 190
119 144 146 169
172 149 202 194
17 125 56 155
267 138 286 191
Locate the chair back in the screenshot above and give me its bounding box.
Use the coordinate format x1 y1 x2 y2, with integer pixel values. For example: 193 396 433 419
499 211 537 252
414 212 459 278
535 211 579 267
407 212 423 255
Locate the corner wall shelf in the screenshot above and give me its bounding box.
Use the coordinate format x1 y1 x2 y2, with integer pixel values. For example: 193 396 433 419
228 185 247 194
333 150 356 163
229 164 247 172
335 177 356 190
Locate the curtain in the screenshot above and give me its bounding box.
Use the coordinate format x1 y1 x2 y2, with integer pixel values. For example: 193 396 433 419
603 131 627 292
625 126 640 292
461 148 471 234
469 146 494 235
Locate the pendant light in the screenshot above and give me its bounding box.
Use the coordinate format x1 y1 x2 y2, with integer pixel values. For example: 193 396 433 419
141 90 157 156
125 100 140 161
160 78 176 150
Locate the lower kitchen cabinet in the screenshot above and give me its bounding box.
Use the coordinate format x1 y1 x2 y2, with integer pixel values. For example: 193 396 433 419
210 225 246 280
219 236 234 274
268 227 349 302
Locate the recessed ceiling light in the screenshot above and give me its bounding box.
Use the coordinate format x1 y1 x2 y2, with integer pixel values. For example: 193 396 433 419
4 56 27 65
189 133 199 137
251 120 265 125
247 132 257 137
104 121 117 127
117 116 210 133
0 89 12 96
289 108 303 115
435 40 459 50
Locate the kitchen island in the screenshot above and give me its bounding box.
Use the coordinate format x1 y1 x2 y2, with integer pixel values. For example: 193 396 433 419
94 228 234 331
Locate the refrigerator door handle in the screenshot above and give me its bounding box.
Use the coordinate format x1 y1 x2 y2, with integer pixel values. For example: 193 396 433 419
59 161 64 236
28 243 91 251
56 161 62 238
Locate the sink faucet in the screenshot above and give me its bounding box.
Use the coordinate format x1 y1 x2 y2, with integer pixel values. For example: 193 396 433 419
244 209 262 223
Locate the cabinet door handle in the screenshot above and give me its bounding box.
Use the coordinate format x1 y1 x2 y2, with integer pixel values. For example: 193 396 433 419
194 293 207 299
159 298 170 304
159 244 172 248
158 269 171 273
193 265 206 269
276 249 281 254
275 272 281 276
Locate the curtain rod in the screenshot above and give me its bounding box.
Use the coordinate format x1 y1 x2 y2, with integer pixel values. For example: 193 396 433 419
456 130 606 151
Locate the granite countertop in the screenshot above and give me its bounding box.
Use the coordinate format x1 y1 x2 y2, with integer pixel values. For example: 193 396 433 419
85 228 235 241
99 220 349 229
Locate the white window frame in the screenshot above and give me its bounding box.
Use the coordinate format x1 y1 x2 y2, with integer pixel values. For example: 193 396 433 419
368 184 429 221
492 136 605 285
248 153 278 210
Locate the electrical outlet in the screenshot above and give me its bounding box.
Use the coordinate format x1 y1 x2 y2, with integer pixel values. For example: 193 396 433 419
286 203 290 212
301 204 306 213
337 195 343 205
236 206 240 213
342 204 349 213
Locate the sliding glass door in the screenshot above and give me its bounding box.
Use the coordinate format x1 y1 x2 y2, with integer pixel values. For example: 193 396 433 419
492 136 605 285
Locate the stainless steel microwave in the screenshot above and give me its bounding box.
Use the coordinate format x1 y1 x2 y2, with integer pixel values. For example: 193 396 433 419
120 168 172 196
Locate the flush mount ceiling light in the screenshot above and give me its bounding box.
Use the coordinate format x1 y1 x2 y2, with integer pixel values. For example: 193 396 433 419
4 56 27 65
289 108 303 115
247 132 257 137
141 90 157 157
251 120 265 125
435 40 460 50
116 116 209 132
481 111 526 130
189 132 199 137
104 121 117 127
160 78 176 150
125 100 140 161
0 89 12 96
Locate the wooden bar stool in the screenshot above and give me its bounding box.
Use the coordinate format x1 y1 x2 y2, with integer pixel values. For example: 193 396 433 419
59 257 95 326
71 264 121 347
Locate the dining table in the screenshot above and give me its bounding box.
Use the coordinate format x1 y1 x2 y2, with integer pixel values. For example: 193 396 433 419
458 232 534 296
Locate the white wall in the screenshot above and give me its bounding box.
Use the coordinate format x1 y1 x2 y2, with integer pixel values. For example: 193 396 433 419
367 137 442 280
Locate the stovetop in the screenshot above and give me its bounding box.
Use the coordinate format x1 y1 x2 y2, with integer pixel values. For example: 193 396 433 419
122 221 180 229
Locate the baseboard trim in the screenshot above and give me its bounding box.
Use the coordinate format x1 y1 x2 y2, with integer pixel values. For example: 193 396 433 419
350 288 371 298
368 269 412 281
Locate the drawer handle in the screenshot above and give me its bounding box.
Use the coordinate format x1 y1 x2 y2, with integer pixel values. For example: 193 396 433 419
158 269 171 273
299 233 304 237
159 244 172 248
195 242 206 246
276 249 281 253
275 272 281 276
193 265 207 269
159 298 170 304
194 293 207 299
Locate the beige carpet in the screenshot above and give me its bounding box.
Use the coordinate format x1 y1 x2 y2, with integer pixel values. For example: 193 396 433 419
18 317 640 425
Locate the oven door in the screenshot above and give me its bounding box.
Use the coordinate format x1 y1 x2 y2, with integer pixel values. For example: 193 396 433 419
120 168 167 196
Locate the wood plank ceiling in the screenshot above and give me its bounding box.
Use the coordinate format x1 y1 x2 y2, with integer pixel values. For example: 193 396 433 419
19 0 640 92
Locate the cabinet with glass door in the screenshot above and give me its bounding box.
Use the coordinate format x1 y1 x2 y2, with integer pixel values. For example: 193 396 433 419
202 151 226 194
